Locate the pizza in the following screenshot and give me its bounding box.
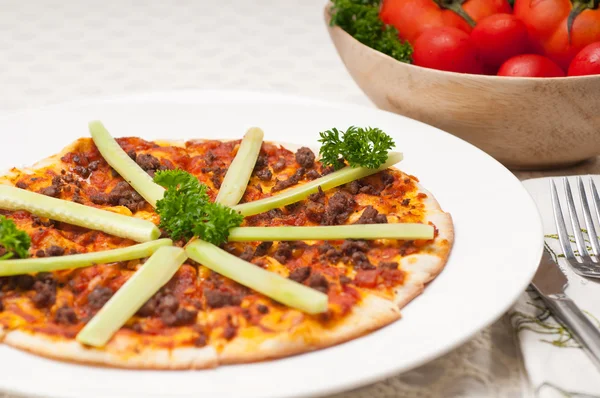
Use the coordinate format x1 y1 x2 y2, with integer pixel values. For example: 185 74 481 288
0 133 453 369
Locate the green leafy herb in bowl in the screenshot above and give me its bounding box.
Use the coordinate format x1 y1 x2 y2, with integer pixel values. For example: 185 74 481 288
329 0 413 63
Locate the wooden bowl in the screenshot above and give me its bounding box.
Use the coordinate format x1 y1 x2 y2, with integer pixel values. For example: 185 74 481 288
324 7 600 170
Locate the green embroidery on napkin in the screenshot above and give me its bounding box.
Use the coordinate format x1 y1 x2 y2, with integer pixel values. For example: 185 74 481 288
538 382 600 398
511 303 579 348
512 234 598 348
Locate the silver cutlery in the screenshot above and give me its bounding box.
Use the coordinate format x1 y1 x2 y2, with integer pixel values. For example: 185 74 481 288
533 177 600 370
532 250 600 371
550 177 600 278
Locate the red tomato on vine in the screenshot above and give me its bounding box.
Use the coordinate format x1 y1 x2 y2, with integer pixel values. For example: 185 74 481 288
513 0 600 69
470 14 530 69
380 0 512 43
413 26 483 73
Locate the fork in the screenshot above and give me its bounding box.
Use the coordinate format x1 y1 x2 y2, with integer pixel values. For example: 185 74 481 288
551 177 600 278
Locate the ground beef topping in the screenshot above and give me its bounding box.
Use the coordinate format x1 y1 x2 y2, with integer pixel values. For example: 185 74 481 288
308 186 325 203
257 304 269 314
15 275 35 290
322 191 355 225
239 246 254 262
254 241 273 257
355 206 388 224
379 261 399 270
55 306 78 325
306 169 321 180
32 277 56 308
351 251 375 270
136 153 168 177
341 240 369 255
87 286 113 309
256 168 272 181
46 245 65 257
305 201 325 223
162 308 198 327
295 147 315 168
318 242 343 263
223 324 237 340
108 181 146 212
272 158 286 172
273 242 292 264
288 266 311 283
40 185 61 198
381 171 395 187
254 154 268 170
308 273 329 293
204 289 242 309
194 332 208 347
272 168 305 192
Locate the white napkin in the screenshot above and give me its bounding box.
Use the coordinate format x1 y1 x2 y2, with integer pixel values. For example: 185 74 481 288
513 176 600 398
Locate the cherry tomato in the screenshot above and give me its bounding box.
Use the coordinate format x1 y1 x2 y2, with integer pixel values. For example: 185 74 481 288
470 14 530 69
497 54 565 77
568 42 600 76
413 27 483 73
513 0 600 70
380 0 511 44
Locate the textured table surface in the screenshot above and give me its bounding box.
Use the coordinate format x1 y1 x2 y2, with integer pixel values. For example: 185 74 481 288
1 0 590 396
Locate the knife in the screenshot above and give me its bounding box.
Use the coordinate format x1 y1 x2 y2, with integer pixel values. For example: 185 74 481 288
532 249 600 371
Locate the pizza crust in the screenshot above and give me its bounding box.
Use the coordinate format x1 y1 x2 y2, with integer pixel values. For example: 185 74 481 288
3 330 219 370
0 139 82 186
218 294 400 364
393 181 454 309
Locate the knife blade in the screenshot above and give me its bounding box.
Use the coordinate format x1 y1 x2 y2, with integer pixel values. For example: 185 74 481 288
531 249 600 371
531 249 568 296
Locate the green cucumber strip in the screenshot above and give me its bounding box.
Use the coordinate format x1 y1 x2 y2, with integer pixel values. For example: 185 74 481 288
77 246 187 347
215 127 264 206
186 240 328 314
228 223 433 242
89 121 165 208
0 239 172 276
232 152 403 216
0 185 160 242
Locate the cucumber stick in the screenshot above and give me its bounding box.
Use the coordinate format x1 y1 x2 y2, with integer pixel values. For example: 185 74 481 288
0 239 172 276
186 240 328 314
232 152 403 217
216 127 264 206
77 246 187 347
228 223 434 242
89 121 165 207
0 185 160 242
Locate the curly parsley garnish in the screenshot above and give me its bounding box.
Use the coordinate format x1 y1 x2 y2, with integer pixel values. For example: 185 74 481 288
154 170 243 245
329 0 413 63
0 215 31 260
318 126 395 170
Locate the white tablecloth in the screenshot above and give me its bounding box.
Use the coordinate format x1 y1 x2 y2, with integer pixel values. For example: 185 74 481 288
0 1 527 396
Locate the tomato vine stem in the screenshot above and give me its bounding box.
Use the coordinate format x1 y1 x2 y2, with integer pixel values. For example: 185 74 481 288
432 0 477 28
568 0 600 43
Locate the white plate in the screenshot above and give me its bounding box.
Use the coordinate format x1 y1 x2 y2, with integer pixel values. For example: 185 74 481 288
0 90 543 398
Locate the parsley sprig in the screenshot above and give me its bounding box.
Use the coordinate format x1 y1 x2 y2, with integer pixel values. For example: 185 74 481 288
0 215 31 260
329 0 413 63
154 170 243 245
318 126 395 170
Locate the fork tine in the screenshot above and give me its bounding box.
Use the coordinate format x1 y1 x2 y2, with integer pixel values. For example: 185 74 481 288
564 177 590 258
589 178 600 252
551 179 577 261
580 177 600 257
